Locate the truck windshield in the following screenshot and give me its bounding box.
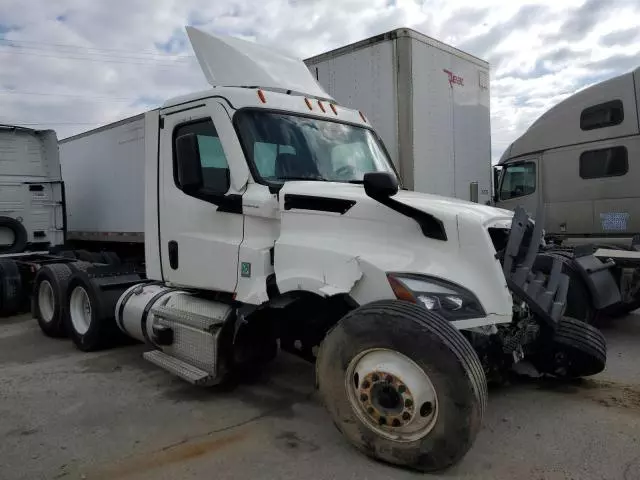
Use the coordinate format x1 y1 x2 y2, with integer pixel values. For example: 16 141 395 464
235 110 397 184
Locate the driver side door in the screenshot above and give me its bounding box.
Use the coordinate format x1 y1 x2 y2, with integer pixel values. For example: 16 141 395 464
158 102 246 292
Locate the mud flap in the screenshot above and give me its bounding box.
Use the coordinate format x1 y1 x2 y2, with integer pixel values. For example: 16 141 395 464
502 208 568 329
570 254 621 310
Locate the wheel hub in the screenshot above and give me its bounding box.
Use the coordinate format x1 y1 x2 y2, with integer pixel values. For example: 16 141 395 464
69 286 92 335
38 280 55 323
346 348 439 442
358 371 415 427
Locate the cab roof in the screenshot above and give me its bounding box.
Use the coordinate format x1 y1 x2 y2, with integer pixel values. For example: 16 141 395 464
499 66 640 165
161 85 369 129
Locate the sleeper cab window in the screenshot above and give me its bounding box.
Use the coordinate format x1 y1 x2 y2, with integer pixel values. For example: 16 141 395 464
580 100 624 131
173 119 230 195
579 146 628 179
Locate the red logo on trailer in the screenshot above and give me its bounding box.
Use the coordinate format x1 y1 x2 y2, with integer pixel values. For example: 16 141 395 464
443 69 464 87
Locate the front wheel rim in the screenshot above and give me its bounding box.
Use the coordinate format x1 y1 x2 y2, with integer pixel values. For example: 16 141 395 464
345 348 439 442
69 286 92 335
38 280 55 323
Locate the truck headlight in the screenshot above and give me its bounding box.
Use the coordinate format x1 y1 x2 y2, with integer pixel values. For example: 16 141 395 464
386 273 485 321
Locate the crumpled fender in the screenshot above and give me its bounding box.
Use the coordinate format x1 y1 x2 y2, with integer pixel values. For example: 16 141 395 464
272 182 514 328
275 246 364 297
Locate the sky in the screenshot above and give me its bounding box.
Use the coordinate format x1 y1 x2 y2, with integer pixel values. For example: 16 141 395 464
0 0 639 163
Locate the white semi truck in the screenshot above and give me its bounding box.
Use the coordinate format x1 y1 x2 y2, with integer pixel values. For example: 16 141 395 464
0 125 64 254
0 28 615 471
305 28 492 204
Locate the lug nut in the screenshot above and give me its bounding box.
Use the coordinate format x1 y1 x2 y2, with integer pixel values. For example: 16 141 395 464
378 417 387 425
385 375 393 383
372 374 379 382
367 407 375 414
360 394 368 402
392 419 401 427
398 384 406 394
361 380 370 389
404 399 413 408
402 412 411 421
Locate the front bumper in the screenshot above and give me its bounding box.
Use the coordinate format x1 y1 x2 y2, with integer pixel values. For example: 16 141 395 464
450 313 513 330
500 207 568 329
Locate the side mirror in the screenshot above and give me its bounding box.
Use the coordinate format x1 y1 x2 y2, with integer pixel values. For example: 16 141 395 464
175 133 203 193
363 172 399 199
492 166 502 203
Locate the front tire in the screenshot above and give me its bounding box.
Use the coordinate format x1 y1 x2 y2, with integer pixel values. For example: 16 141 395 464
533 316 606 378
317 300 487 472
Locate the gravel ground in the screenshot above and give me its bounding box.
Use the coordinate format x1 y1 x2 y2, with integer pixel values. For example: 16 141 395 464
1 313 639 480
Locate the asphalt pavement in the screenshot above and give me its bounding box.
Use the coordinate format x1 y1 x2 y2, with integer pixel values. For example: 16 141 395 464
1 313 639 480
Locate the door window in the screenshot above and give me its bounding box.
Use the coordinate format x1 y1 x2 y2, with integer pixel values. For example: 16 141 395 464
173 119 230 194
499 162 536 200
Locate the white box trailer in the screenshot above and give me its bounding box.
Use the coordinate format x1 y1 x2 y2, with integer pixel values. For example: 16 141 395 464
59 115 146 244
0 125 64 253
305 28 492 204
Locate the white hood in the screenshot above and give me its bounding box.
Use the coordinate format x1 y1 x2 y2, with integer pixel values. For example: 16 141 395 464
185 26 331 100
392 189 514 225
280 182 513 227
275 181 516 321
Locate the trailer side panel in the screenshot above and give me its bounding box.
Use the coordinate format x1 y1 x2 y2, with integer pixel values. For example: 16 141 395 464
411 37 491 203
60 115 145 240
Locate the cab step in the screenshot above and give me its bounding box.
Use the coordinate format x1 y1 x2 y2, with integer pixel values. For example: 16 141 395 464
143 350 217 386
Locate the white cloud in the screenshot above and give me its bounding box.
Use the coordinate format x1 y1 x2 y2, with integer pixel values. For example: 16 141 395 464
0 0 639 164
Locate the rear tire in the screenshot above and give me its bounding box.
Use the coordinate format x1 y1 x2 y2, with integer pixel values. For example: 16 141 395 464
533 316 606 378
33 263 74 337
317 300 487 472
0 259 23 316
65 271 121 351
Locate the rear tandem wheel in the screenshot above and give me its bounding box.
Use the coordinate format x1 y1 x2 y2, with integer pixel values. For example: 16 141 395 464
32 261 94 337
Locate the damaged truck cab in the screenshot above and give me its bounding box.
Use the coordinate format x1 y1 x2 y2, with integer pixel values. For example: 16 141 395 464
23 27 609 472
149 88 516 325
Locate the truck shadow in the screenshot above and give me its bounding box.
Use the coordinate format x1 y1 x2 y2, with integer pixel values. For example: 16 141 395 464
159 353 317 420
497 373 640 412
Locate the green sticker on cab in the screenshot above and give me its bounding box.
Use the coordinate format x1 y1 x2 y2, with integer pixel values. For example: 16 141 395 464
241 262 251 278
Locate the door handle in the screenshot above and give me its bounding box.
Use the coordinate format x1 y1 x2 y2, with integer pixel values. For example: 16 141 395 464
168 241 179 270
